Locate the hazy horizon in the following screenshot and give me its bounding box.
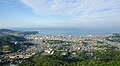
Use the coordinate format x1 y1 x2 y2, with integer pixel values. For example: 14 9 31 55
0 27 119 36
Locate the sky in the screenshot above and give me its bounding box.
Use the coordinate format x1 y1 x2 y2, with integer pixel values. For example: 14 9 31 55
0 0 120 29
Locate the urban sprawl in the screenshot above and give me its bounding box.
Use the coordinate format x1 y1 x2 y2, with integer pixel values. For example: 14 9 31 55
0 29 120 65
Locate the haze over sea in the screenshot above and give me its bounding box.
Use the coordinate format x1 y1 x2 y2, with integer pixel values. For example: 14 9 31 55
12 27 120 36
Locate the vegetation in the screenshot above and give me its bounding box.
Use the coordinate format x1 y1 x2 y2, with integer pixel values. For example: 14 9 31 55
19 50 120 66
0 29 17 33
42 40 71 44
106 33 120 42
0 35 26 53
0 29 39 35
82 41 89 46
0 29 36 53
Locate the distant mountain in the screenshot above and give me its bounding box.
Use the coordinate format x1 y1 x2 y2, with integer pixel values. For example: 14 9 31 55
21 31 39 35
0 29 17 33
0 29 39 35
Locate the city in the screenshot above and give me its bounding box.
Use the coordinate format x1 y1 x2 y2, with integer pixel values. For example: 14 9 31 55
0 0 120 66
0 29 120 66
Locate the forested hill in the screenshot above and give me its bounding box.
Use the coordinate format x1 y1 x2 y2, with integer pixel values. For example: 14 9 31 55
0 34 26 53
19 50 120 66
106 33 120 42
0 29 39 35
0 29 17 33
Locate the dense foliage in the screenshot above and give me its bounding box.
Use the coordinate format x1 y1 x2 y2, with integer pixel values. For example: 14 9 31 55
0 29 39 35
106 33 120 42
0 35 26 53
19 50 120 66
43 40 68 44
0 29 37 53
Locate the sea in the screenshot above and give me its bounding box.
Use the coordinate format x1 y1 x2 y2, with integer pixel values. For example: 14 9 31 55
12 27 120 36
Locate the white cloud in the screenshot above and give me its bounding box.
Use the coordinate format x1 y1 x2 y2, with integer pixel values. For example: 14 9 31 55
20 0 120 16
20 0 120 28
